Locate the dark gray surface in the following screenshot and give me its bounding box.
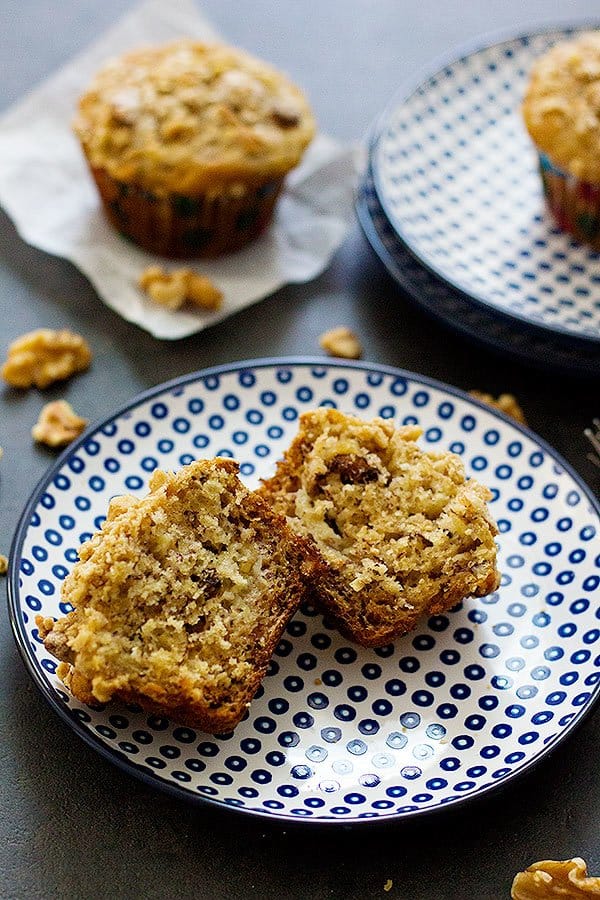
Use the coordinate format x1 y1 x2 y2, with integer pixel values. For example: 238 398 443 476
1 2 600 898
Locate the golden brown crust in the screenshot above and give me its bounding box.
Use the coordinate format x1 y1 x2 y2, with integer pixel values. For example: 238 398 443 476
74 40 315 195
39 458 322 732
259 409 500 647
523 32 600 182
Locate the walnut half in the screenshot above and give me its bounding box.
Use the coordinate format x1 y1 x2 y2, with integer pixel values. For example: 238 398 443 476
1 329 92 390
512 858 600 899
319 326 363 360
32 400 88 448
139 266 223 312
469 390 527 426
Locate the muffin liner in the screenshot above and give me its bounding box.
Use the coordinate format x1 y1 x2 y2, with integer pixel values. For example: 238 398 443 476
538 151 600 249
90 165 285 258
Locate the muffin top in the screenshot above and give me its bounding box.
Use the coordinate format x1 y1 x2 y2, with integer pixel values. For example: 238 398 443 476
74 40 316 194
523 31 600 182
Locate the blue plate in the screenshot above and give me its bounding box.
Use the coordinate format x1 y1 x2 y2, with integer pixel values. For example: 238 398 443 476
8 360 600 824
372 24 600 347
357 161 600 377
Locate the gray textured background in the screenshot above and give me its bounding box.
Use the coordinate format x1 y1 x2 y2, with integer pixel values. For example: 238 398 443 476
1 2 599 898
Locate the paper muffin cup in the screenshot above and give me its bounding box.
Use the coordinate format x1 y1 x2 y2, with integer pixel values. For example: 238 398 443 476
537 151 600 249
89 166 285 258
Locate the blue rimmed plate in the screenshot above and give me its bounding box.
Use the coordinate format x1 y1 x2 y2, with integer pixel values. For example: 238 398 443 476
372 24 600 347
356 161 600 377
8 359 600 824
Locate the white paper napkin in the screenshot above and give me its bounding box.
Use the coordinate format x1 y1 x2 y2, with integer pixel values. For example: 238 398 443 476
0 0 358 339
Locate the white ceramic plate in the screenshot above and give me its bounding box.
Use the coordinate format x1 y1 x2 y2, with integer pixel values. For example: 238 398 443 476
372 24 600 346
9 360 600 824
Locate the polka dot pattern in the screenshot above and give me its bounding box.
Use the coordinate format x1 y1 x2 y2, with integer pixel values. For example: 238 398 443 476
356 163 599 377
372 27 600 347
10 361 600 824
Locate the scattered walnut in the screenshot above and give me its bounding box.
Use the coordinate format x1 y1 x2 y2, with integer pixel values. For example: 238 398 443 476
469 390 527 425
1 329 92 390
511 858 600 899
319 327 363 360
32 400 88 448
0 555 7 576
138 266 223 312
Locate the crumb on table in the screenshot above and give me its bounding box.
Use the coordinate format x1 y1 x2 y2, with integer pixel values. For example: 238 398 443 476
1 329 91 389
383 879 393 893
32 400 88 448
319 326 362 359
469 390 527 425
0 555 7 576
138 266 223 311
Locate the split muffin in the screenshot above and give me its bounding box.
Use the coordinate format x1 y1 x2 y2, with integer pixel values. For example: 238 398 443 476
259 409 500 647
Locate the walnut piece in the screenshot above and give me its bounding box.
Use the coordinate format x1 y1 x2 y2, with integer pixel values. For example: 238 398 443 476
0 555 7 576
32 400 88 448
138 266 223 312
469 390 527 425
319 326 363 360
1 329 92 389
512 858 600 899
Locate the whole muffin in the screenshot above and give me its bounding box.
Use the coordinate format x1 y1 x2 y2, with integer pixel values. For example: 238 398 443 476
523 31 600 248
74 41 316 257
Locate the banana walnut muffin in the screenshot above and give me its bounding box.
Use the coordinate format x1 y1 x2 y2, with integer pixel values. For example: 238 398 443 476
258 409 500 647
38 458 321 732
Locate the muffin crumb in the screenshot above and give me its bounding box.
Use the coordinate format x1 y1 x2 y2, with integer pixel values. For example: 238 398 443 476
511 857 600 898
139 266 223 311
32 400 88 448
319 326 362 359
0 555 7 576
469 391 527 425
1 329 91 389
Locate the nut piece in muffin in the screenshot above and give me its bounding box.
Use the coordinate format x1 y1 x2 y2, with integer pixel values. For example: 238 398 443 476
37 458 322 733
522 31 600 247
2 329 91 389
74 40 316 257
258 409 500 647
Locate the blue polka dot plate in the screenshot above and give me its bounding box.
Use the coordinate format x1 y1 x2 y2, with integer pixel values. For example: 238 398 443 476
372 24 600 347
8 360 600 824
356 160 600 377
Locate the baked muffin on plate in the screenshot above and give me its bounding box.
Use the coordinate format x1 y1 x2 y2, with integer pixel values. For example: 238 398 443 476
74 40 315 257
523 31 600 248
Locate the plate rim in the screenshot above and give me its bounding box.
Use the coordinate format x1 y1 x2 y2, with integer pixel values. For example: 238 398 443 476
356 158 600 378
370 18 600 347
8 356 600 826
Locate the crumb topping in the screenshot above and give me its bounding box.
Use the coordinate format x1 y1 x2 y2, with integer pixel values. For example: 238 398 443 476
74 40 315 193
